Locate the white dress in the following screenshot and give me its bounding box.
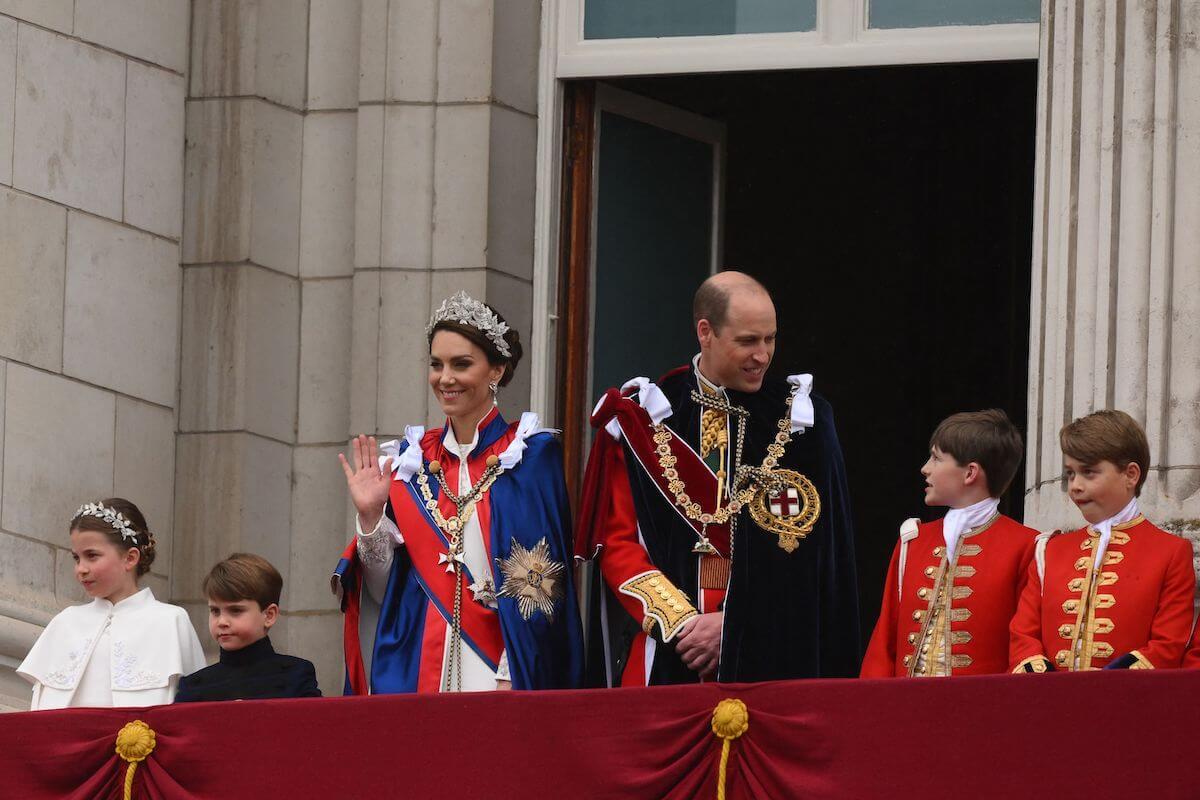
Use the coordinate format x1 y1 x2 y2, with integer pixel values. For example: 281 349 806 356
18 587 207 710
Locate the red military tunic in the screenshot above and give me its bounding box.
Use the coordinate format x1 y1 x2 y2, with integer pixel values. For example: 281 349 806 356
861 514 1037 677
1009 517 1195 672
1183 629 1200 669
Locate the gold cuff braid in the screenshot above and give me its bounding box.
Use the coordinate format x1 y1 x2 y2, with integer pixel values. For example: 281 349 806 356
1012 655 1053 674
620 571 697 642
1128 649 1155 669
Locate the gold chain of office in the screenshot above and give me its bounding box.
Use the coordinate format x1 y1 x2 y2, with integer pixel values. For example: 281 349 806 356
651 396 795 526
414 455 503 691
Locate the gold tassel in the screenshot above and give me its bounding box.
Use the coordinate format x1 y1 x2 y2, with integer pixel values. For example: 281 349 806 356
114 720 157 800
711 699 749 800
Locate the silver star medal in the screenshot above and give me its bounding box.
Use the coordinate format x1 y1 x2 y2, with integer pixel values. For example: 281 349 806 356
469 576 497 608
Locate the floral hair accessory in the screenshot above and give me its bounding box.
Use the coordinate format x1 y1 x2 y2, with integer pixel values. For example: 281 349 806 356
426 291 512 358
73 502 140 543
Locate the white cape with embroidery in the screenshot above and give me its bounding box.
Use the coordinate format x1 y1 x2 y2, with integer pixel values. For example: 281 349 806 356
17 587 206 710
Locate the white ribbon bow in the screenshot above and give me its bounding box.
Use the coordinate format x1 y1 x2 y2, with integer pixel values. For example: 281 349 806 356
786 374 815 434
378 425 426 482
601 377 673 440
498 412 557 470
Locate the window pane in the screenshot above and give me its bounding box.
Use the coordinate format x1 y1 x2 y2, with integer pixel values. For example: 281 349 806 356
591 111 713 396
584 0 816 40
869 0 1039 29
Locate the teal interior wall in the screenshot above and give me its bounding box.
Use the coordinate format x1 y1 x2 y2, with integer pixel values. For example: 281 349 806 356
584 0 816 39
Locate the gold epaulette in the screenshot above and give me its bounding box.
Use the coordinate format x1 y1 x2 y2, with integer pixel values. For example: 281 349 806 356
619 571 697 642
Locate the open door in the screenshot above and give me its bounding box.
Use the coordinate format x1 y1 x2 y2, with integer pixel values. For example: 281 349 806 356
557 82 726 501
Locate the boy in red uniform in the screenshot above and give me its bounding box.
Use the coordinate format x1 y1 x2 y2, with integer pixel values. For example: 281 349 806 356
862 410 1037 677
1010 410 1195 672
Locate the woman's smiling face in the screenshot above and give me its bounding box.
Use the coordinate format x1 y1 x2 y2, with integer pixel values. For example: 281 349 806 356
428 330 504 425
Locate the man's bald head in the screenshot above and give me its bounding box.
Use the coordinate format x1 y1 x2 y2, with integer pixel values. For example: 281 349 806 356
693 271 772 333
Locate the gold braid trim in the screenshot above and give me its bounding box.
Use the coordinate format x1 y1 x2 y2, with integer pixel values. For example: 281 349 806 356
1012 655 1053 674
1128 649 1155 669
619 571 697 642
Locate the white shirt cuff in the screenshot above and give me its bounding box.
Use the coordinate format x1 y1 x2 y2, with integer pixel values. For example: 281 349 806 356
356 512 402 565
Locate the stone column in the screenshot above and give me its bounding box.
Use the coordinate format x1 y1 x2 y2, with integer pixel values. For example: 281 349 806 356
0 2 189 709
179 0 360 691
352 0 542 439
1025 1 1200 548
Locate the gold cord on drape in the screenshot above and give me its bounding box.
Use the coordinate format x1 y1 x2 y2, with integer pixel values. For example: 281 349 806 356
711 699 749 800
114 720 157 800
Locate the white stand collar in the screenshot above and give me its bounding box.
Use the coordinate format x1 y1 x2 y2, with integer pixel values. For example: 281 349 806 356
692 353 726 396
942 496 1001 563
444 421 480 457
1091 497 1140 568
94 586 155 614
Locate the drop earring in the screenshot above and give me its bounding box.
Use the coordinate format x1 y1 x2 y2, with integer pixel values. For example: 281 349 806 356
489 381 499 405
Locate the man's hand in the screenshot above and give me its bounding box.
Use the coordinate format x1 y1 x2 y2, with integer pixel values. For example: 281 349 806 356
674 611 723 679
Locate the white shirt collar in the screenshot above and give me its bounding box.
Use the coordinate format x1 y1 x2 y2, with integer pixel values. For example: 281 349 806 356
1091 497 1140 568
942 496 1001 563
443 419 482 459
692 353 727 397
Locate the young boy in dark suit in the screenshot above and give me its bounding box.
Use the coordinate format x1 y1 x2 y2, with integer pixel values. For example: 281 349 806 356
175 553 320 702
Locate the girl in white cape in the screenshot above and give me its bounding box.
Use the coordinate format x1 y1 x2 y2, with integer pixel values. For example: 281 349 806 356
18 498 206 710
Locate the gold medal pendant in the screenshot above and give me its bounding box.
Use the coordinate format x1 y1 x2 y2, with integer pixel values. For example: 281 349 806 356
748 469 821 552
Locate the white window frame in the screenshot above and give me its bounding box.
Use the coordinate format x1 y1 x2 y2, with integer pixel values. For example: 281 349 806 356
529 0 1040 419
558 0 1038 78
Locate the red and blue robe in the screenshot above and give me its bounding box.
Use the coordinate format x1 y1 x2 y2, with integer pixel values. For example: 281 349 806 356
333 409 583 693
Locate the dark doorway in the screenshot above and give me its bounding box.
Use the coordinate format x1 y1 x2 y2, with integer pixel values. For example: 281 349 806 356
572 62 1037 652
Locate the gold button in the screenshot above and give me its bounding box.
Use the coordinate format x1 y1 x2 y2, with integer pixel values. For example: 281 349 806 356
649 578 660 587
917 587 929 599
921 644 930 653
912 611 922 621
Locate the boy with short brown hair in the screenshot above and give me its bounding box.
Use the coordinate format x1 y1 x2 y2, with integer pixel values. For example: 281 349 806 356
175 553 321 701
1010 410 1194 672
862 409 1038 677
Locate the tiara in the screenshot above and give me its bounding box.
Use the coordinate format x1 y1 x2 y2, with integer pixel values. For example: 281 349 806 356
427 291 512 358
74 502 140 543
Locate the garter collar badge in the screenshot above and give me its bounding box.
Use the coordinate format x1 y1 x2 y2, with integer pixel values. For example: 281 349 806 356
747 469 820 553
495 537 565 622
654 385 822 553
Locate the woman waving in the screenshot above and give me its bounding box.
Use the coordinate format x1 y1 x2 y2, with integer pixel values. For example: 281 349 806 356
334 292 582 693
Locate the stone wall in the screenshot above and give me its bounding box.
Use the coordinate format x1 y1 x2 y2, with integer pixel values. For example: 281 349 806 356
0 0 542 708
1024 0 1200 554
0 1 190 710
